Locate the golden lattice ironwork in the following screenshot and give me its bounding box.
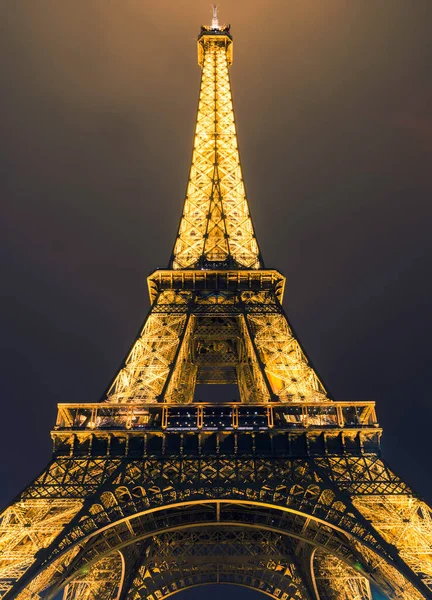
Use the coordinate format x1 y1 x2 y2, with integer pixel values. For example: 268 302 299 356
1 9 432 600
171 23 261 270
312 550 372 600
105 278 329 404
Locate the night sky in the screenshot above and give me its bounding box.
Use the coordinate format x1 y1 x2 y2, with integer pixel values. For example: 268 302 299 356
1 2 432 598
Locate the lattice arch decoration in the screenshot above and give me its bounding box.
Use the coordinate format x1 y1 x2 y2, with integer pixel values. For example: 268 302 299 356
14 479 424 600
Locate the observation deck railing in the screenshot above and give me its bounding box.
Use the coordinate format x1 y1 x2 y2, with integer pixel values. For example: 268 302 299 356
54 401 379 434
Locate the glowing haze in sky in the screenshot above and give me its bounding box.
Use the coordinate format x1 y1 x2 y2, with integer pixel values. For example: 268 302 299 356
1 3 432 597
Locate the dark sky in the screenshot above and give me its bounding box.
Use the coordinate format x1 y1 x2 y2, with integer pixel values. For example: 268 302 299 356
1 2 432 595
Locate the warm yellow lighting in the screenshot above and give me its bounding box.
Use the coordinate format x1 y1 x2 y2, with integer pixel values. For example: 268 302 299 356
173 28 258 269
1 16 431 600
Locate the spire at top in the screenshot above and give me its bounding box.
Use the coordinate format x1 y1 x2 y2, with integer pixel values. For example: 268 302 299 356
211 4 220 30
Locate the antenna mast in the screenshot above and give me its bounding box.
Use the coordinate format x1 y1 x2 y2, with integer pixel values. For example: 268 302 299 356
211 4 220 29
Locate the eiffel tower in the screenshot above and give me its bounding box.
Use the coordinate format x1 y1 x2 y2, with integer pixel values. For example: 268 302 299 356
1 8 432 600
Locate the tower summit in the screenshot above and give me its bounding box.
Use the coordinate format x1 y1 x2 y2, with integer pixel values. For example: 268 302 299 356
211 4 220 30
1 13 432 600
172 5 259 270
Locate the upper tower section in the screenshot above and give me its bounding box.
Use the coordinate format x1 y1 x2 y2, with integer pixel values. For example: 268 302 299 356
171 8 262 271
197 5 233 67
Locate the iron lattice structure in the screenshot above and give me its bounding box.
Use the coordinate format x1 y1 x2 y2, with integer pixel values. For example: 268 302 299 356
1 11 432 600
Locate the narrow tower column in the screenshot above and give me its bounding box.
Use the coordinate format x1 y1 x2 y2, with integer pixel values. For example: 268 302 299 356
172 18 261 270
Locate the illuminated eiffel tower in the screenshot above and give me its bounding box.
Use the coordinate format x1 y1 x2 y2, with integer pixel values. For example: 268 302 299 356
2 8 432 600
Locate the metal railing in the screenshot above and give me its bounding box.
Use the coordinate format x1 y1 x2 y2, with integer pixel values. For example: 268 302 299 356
54 401 378 433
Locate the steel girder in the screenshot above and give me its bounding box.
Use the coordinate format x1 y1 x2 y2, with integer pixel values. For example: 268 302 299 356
2 455 431 599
